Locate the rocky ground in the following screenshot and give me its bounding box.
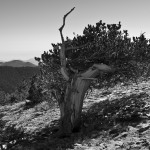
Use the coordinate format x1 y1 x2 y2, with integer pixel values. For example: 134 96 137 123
0 79 150 150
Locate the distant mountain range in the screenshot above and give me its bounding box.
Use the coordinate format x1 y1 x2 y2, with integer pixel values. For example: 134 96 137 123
0 58 40 93
0 59 38 67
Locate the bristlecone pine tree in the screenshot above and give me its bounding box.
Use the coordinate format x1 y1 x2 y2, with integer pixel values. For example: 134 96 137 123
35 7 150 136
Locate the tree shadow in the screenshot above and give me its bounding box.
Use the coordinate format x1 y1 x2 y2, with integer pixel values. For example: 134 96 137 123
80 92 149 138
1 92 149 150
18 119 76 150
22 92 149 149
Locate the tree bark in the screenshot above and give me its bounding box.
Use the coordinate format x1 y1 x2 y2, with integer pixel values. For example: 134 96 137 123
59 76 91 135
58 63 115 136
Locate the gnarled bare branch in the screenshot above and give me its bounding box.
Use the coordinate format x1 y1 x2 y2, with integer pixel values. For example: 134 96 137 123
59 7 75 43
81 63 115 78
59 7 75 81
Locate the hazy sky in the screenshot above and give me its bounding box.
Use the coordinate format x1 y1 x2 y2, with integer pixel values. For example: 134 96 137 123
0 0 150 61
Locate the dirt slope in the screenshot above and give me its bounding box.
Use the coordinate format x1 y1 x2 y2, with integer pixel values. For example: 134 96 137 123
0 79 150 149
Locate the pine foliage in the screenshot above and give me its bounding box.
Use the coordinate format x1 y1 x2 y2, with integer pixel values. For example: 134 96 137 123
36 20 150 101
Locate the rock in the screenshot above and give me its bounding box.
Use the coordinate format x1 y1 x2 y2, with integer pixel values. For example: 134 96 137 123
25 99 31 103
25 99 31 104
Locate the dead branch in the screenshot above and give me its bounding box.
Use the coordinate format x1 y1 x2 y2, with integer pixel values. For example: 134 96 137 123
59 7 75 81
59 7 75 43
81 63 115 78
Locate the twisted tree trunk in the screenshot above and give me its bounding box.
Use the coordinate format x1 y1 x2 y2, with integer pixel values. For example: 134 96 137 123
59 65 114 136
59 77 91 135
57 8 115 136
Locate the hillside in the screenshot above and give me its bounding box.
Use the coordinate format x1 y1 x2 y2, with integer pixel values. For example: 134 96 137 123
0 79 150 149
0 66 40 93
0 60 37 67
